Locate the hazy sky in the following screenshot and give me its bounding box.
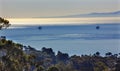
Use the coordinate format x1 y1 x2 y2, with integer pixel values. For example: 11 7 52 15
0 0 120 18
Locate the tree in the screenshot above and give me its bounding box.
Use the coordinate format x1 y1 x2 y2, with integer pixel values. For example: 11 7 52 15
56 51 69 62
47 66 59 71
115 60 120 71
0 17 11 29
105 52 112 57
36 66 44 71
94 52 100 57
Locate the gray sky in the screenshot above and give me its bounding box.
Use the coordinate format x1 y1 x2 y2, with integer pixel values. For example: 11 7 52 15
0 0 120 18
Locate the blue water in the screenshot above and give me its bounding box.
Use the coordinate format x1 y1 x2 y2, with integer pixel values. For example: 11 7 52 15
0 23 120 56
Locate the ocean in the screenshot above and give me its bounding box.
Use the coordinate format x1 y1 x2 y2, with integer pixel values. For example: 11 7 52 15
0 23 120 56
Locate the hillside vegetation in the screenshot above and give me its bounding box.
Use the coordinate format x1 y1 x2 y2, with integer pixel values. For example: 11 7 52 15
0 38 120 71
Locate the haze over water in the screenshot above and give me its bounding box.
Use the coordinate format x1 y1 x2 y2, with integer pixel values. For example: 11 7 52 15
8 17 120 26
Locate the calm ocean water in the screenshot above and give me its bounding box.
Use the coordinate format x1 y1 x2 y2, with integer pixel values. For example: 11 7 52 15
0 23 120 56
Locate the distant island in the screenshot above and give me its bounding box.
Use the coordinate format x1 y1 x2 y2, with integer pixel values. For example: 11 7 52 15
35 11 120 18
61 11 120 18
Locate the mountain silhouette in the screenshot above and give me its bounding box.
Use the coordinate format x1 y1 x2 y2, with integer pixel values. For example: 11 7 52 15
59 11 120 18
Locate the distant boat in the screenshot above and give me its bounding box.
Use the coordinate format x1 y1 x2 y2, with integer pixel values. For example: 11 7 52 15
96 26 100 30
38 26 42 30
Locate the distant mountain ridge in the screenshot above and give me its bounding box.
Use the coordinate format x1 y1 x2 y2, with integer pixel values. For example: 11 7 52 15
34 11 120 18
58 11 120 18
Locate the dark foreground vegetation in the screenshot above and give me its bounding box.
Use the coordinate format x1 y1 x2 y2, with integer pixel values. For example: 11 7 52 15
0 38 120 71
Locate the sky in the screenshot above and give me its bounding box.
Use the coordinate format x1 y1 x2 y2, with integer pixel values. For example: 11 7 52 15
0 0 120 18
